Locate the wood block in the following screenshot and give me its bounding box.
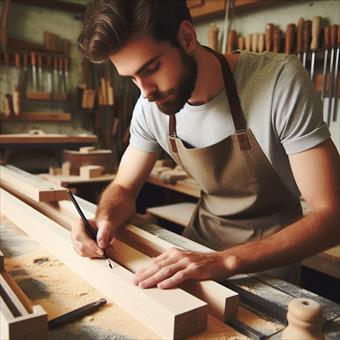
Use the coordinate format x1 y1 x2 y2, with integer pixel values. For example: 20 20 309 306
1 189 208 339
0 165 68 202
0 251 47 340
49 167 61 176
78 146 96 153
61 161 71 176
160 170 189 184
79 165 104 179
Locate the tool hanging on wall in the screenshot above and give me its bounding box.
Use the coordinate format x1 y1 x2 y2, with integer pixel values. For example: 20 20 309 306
13 53 21 115
296 18 305 61
285 23 296 55
331 25 339 122
227 29 237 53
221 0 234 54
3 51 14 117
310 16 321 81
265 23 274 52
321 26 330 102
30 51 37 92
273 28 282 53
326 24 338 125
302 19 311 68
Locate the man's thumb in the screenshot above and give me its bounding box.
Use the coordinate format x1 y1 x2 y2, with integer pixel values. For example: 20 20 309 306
96 220 112 249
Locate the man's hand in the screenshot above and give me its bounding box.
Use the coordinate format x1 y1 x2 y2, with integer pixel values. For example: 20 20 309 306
71 218 114 257
133 248 235 289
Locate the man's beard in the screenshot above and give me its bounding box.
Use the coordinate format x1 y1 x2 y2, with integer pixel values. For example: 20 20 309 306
148 49 197 115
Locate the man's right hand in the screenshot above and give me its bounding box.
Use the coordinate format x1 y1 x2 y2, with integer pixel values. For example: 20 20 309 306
71 218 112 258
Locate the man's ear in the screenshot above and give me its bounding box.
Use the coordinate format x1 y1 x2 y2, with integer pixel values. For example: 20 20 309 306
177 20 197 53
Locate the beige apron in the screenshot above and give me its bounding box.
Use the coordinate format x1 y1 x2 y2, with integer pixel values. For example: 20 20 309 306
168 48 303 283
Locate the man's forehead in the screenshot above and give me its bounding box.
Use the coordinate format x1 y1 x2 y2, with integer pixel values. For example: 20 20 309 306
109 35 169 76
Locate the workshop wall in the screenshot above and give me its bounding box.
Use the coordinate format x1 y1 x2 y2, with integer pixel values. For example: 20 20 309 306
0 2 87 134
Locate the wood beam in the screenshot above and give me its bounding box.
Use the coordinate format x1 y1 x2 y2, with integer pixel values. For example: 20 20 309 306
0 165 68 202
1 189 208 339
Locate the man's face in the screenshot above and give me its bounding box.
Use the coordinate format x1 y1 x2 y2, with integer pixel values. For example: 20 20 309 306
109 35 197 115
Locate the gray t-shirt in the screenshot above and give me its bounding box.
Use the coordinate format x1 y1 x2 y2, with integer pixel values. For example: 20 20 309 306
129 51 330 198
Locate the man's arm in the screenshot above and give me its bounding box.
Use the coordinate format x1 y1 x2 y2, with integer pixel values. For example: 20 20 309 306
133 139 340 289
71 145 159 257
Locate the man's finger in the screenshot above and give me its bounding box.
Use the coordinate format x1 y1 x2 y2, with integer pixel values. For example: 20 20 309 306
157 269 190 289
96 220 114 249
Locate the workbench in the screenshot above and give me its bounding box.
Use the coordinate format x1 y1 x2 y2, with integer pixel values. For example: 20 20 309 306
1 214 339 339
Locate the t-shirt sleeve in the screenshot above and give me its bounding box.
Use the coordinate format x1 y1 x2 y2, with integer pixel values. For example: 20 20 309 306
272 55 330 155
129 96 162 153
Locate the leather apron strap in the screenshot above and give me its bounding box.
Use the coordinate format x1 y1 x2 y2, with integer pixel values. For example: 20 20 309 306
169 46 251 152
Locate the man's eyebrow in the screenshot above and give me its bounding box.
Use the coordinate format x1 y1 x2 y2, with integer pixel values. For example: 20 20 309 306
120 54 162 78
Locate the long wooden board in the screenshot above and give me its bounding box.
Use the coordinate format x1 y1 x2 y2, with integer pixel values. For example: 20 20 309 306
1 189 207 339
0 165 68 202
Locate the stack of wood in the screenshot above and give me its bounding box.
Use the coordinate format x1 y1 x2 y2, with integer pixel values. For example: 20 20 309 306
151 160 191 184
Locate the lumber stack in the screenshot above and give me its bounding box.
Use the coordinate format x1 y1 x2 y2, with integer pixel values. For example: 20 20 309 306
0 251 48 340
0 166 239 339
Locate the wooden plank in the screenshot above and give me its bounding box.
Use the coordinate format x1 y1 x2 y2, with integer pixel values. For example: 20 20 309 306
39 173 115 186
0 165 68 201
0 189 208 339
0 133 97 145
79 165 104 179
146 202 196 227
4 189 238 323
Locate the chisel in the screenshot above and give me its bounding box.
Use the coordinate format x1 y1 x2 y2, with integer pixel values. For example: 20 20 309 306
326 25 338 125
238 35 245 50
48 298 107 329
251 33 258 53
245 34 252 51
302 19 311 68
64 57 69 93
273 28 281 53
331 25 340 122
67 190 113 269
46 56 53 94
321 26 330 101
310 16 321 81
38 54 43 91
258 33 265 53
285 23 296 55
296 18 305 61
13 53 21 115
31 51 37 91
265 23 274 52
227 30 237 53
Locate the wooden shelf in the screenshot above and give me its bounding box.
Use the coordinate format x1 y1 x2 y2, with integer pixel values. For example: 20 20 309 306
0 112 71 122
11 0 86 14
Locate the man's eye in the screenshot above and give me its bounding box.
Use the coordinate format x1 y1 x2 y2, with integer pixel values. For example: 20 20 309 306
143 62 160 76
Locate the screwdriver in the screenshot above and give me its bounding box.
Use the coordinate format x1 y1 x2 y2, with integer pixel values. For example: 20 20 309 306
67 190 113 269
310 16 321 81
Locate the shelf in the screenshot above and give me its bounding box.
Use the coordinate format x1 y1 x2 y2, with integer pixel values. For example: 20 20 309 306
0 112 71 122
11 0 86 14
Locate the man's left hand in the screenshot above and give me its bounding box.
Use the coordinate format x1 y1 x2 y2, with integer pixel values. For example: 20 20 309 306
133 247 230 289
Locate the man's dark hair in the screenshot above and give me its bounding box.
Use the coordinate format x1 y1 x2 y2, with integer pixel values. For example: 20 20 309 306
78 0 192 63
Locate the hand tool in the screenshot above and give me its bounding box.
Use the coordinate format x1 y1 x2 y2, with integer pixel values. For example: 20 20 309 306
13 53 21 115
208 23 219 51
296 18 305 61
64 57 69 93
48 298 107 329
331 25 340 122
273 28 281 53
30 51 37 91
245 34 252 51
265 23 274 52
310 16 321 81
227 29 237 53
321 26 330 101
0 0 9 51
326 24 338 125
67 190 113 269
251 33 258 53
285 23 296 55
46 56 53 94
238 35 245 50
3 51 14 117
53 56 58 100
37 54 43 91
258 33 265 53
302 19 311 68
327 24 339 124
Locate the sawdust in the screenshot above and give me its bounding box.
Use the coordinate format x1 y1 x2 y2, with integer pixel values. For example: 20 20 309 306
238 306 284 334
5 251 159 339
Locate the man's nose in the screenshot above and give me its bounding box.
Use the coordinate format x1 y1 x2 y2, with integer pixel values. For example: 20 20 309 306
135 78 157 99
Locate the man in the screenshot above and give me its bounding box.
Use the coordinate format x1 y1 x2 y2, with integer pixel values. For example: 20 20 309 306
72 0 339 288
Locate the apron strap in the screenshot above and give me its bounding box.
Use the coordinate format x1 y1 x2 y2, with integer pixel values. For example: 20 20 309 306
169 114 178 152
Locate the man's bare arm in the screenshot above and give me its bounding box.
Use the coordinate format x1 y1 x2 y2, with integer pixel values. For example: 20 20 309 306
72 145 159 257
133 139 340 289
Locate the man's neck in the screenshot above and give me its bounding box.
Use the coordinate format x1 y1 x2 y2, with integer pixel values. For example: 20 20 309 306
188 45 240 106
